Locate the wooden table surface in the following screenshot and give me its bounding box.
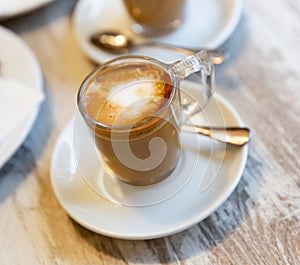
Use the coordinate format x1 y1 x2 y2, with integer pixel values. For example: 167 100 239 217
1 0 299 264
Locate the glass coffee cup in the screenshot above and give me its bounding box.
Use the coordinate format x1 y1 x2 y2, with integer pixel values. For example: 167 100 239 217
77 50 215 186
123 0 187 36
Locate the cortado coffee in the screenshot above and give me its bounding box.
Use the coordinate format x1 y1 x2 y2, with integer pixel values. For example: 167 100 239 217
79 62 181 185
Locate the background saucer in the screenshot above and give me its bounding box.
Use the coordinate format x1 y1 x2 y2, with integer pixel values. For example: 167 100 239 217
0 26 43 168
51 90 249 240
73 0 243 63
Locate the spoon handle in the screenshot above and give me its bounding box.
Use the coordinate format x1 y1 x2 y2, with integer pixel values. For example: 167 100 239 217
180 125 252 146
138 40 228 65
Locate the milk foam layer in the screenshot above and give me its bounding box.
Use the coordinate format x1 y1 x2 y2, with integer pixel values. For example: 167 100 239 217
107 79 167 123
109 80 158 108
82 63 172 127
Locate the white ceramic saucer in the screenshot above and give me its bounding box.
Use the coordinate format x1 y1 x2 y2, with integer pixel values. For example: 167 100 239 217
0 26 43 168
73 0 243 63
51 83 249 240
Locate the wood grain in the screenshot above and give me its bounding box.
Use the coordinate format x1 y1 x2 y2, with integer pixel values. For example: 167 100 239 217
0 0 299 264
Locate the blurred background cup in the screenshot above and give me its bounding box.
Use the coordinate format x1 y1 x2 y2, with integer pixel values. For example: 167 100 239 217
123 0 187 36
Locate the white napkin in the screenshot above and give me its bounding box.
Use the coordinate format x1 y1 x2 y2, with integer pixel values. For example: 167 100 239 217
0 77 44 143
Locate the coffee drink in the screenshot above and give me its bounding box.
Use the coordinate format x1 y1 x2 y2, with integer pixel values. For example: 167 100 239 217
78 52 216 187
79 61 181 185
123 0 186 36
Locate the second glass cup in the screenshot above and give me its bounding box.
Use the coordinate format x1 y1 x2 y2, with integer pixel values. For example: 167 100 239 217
122 0 187 36
77 50 214 186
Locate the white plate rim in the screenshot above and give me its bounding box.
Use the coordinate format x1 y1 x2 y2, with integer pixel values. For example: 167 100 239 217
206 0 243 48
0 25 43 168
0 0 54 20
73 0 243 64
50 93 249 240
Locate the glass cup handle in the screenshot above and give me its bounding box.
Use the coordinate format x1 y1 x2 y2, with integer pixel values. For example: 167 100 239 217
169 50 252 146
171 50 214 84
170 50 215 118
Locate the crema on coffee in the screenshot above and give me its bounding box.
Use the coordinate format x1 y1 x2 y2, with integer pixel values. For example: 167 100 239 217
82 64 172 126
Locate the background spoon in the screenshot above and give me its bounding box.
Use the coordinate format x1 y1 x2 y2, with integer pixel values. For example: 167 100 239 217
90 31 228 64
